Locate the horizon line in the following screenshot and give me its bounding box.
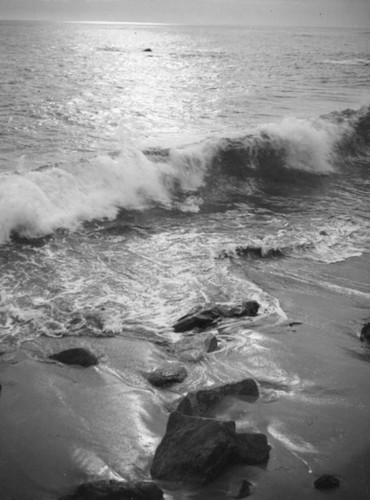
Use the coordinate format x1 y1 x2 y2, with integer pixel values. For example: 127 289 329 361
0 18 366 30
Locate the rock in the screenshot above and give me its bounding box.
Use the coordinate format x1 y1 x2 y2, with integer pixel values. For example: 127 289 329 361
173 308 220 333
234 433 271 464
288 321 302 327
360 322 370 342
49 348 99 367
235 479 252 499
314 475 340 490
173 301 260 333
177 378 259 416
147 365 188 387
143 48 152 52
173 332 218 362
59 479 164 499
150 411 237 485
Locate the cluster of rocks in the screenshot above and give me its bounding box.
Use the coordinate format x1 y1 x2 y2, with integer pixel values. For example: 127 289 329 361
48 301 345 498
150 378 270 488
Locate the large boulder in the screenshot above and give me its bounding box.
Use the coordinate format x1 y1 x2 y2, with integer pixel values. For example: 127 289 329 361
173 332 218 362
150 411 237 485
173 301 260 333
147 365 188 387
177 379 259 416
59 480 163 499
360 322 370 342
49 348 99 367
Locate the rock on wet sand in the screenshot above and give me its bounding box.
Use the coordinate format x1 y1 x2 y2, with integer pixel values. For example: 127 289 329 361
49 348 99 367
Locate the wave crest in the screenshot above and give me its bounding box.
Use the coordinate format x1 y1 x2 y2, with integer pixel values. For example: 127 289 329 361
0 104 369 245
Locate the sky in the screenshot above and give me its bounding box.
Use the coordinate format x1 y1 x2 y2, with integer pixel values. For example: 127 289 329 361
0 0 369 27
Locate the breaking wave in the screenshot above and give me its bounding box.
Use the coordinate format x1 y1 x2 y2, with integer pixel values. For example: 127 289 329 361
0 105 369 245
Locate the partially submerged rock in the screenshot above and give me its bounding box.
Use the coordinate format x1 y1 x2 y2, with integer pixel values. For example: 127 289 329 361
173 308 220 333
49 348 98 367
314 474 340 490
59 479 164 500
173 332 218 362
360 322 370 342
177 378 259 416
173 301 260 333
147 365 188 387
150 411 237 484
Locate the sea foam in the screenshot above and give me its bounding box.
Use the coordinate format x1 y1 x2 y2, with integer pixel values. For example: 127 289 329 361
0 105 368 245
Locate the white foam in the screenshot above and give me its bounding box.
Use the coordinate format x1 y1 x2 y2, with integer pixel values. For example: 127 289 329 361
260 117 345 173
0 146 210 244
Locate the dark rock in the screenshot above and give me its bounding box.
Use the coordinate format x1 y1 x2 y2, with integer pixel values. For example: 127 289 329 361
234 433 271 464
360 322 370 342
173 332 218 362
143 48 152 52
49 348 98 367
173 308 220 333
288 321 302 327
314 475 340 490
173 301 259 333
59 479 163 499
147 365 187 387
177 379 259 416
235 479 252 499
150 411 237 485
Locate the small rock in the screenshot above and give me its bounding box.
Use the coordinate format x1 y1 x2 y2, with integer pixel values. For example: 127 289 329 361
147 365 188 387
59 479 163 499
49 348 98 367
360 322 370 342
235 479 252 499
288 321 302 327
177 378 259 416
314 475 340 490
143 48 152 52
234 433 271 464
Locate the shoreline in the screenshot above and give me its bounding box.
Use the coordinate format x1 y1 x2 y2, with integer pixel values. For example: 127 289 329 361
1 253 370 500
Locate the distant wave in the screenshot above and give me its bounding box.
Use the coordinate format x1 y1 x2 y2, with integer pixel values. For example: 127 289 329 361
0 105 369 245
322 58 370 66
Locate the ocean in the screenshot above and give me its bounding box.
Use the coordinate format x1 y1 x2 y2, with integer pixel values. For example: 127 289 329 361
0 21 369 500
